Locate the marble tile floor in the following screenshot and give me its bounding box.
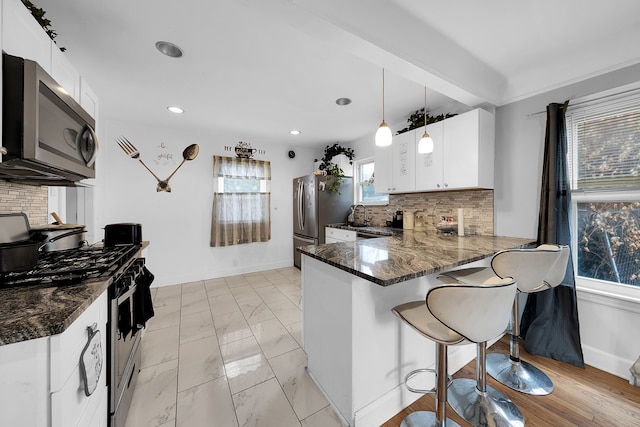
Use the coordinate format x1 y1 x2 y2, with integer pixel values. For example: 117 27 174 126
124 267 344 427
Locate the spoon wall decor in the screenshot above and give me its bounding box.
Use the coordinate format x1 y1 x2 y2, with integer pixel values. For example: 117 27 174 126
156 144 199 192
116 137 199 192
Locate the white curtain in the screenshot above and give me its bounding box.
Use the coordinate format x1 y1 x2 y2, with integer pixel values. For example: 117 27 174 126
210 156 271 247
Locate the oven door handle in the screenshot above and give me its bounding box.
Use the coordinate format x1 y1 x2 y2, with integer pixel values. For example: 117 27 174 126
117 284 138 305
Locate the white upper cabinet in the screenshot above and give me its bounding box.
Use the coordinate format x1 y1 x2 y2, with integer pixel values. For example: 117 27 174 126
377 108 495 194
79 77 100 123
51 46 81 101
2 0 52 71
374 129 416 193
392 129 416 192
441 108 495 190
373 142 392 194
415 108 495 192
415 121 444 191
2 0 85 104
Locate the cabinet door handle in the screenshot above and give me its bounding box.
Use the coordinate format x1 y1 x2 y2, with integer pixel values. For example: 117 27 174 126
437 184 441 188
444 183 448 188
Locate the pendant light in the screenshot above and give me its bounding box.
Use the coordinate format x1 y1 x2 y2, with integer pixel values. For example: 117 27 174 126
417 86 434 154
375 68 392 147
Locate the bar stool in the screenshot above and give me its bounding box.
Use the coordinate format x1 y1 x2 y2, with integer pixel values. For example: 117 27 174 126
439 245 569 396
392 276 518 427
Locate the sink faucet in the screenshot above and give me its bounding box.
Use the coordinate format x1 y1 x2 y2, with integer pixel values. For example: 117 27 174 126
353 204 368 226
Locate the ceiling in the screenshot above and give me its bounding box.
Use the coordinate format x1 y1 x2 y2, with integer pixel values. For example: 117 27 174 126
36 0 640 149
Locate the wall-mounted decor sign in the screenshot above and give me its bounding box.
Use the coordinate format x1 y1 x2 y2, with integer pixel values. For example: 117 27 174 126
116 136 199 192
224 142 266 158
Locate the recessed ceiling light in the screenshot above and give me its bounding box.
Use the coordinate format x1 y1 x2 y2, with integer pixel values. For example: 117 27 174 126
155 41 183 58
167 106 184 114
289 130 301 135
336 97 352 106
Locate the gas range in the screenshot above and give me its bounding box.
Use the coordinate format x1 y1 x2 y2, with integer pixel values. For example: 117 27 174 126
0 244 140 288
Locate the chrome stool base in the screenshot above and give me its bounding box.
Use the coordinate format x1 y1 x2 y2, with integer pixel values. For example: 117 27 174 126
486 353 554 395
400 411 461 427
447 378 524 427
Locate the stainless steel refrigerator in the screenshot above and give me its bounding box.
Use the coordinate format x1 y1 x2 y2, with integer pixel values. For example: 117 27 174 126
293 174 353 268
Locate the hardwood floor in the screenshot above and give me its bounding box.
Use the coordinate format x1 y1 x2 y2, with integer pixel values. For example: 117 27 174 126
381 337 640 427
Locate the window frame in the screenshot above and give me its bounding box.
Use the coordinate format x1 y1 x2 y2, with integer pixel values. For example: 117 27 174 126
210 155 271 246
353 157 388 206
566 83 640 301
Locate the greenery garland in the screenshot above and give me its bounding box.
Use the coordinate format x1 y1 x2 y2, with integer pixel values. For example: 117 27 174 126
21 0 65 51
397 108 456 134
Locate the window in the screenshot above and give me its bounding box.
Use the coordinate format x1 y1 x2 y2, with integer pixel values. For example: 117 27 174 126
355 157 388 205
566 86 640 289
211 156 271 246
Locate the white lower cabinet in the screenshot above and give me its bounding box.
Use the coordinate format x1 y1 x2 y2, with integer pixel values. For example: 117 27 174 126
325 227 356 243
0 337 50 426
0 290 108 427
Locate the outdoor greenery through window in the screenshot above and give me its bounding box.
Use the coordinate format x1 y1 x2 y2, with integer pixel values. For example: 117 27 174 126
567 87 640 287
356 158 388 204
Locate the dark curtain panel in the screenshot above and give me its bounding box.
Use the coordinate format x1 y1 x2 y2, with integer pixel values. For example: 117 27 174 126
520 101 585 368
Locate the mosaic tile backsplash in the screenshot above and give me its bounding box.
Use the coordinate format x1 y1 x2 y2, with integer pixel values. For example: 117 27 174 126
0 181 48 225
355 189 494 235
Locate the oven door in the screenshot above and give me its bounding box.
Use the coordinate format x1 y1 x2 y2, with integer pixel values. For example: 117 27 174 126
110 280 141 426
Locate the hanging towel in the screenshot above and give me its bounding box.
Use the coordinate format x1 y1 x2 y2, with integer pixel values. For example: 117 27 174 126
133 265 155 332
118 298 132 340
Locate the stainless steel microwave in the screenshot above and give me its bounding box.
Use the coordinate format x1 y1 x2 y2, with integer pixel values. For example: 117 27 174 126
1 53 98 185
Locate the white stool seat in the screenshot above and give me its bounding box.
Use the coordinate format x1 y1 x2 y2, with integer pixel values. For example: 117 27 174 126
393 300 466 345
392 276 518 427
440 245 570 396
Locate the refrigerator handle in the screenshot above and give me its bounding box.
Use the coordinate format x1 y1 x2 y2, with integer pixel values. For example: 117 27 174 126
296 180 302 230
298 181 305 229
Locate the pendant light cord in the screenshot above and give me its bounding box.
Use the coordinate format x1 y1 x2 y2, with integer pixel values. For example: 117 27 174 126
382 68 385 121
424 86 427 132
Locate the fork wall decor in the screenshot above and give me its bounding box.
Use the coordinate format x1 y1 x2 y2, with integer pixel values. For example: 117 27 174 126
116 136 199 192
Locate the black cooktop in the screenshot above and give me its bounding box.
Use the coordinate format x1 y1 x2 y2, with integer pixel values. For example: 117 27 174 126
0 244 140 288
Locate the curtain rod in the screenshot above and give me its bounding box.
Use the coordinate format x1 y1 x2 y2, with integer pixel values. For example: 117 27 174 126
526 86 640 118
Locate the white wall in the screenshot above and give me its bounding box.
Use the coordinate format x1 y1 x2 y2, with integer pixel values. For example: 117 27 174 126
494 62 640 381
93 119 317 286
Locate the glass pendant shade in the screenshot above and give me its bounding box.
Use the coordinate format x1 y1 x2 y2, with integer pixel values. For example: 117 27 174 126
418 131 434 153
375 121 393 146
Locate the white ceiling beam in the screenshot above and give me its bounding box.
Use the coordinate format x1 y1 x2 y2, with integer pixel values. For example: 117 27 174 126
245 0 507 107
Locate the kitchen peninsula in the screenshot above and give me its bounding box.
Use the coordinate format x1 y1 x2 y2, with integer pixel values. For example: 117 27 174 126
297 229 534 426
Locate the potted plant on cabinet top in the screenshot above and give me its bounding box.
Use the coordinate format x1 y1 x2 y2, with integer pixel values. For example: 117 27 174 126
397 108 457 134
314 143 355 193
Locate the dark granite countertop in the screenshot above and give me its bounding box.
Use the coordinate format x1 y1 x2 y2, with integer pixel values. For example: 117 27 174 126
0 278 111 346
298 229 536 286
0 243 148 346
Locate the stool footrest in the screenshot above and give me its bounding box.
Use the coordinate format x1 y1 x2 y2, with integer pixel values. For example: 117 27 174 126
404 368 453 395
